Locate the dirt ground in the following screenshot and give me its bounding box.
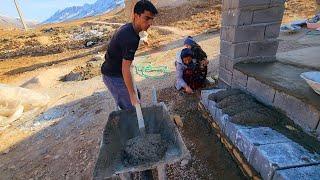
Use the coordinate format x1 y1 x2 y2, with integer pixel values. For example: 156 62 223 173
158 87 246 180
0 0 319 179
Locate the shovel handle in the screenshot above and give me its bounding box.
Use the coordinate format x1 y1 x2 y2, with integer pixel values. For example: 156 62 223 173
135 103 146 134
131 66 146 134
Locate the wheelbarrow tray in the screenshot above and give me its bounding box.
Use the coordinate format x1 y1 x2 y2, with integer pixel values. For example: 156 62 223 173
93 102 190 179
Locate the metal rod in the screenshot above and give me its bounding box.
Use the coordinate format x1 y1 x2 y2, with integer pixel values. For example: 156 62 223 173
13 0 28 31
152 86 157 105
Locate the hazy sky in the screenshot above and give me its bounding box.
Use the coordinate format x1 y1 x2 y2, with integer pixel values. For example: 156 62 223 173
0 0 97 22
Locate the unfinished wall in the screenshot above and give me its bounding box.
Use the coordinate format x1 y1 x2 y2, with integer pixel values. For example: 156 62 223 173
218 1 320 138
218 0 285 87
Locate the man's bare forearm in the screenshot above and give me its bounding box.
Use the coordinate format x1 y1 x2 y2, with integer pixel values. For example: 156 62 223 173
122 60 135 97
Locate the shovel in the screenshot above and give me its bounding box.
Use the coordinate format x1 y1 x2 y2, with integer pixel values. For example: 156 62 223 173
131 67 146 135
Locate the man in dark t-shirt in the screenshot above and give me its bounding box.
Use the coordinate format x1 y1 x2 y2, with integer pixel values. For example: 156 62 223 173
101 0 158 110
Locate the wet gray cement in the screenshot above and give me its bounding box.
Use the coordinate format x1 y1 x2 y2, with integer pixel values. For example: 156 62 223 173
217 93 255 109
93 105 188 179
214 92 280 126
124 134 168 166
221 100 263 116
235 61 320 111
231 107 279 126
212 89 320 154
208 89 243 102
277 46 320 71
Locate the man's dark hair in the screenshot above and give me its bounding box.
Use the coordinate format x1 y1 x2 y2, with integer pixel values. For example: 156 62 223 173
134 0 158 15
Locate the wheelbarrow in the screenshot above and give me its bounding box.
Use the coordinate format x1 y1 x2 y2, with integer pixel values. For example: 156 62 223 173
93 89 190 179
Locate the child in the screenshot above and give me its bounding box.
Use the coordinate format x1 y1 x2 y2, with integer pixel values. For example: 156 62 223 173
186 36 208 85
175 48 203 93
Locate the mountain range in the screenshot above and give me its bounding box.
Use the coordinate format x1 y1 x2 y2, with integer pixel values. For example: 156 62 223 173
43 0 124 24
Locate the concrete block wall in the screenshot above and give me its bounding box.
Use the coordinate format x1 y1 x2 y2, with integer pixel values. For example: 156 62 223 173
201 89 320 180
218 0 320 138
219 0 285 87
230 69 320 137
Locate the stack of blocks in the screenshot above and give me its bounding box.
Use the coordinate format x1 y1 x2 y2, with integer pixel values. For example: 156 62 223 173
201 89 320 180
218 0 320 139
219 0 285 88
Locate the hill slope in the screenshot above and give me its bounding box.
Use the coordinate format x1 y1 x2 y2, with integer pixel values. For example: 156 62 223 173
0 15 37 29
43 0 124 24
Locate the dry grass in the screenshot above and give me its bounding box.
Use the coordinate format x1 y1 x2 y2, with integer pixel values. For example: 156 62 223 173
154 0 221 33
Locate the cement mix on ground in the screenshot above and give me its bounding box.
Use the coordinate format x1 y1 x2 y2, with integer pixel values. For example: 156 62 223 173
212 89 320 154
231 108 279 126
213 91 280 126
208 89 243 102
217 93 254 109
123 134 168 166
222 100 263 116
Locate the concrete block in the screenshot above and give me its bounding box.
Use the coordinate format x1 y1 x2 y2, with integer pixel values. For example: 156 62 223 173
219 67 233 86
273 164 320 180
225 58 235 71
247 77 276 106
231 81 247 91
251 142 320 180
222 0 270 10
252 56 277 63
218 79 231 89
215 108 223 120
220 55 239 71
252 5 285 23
201 89 225 108
220 40 249 59
224 120 248 144
270 0 286 5
221 9 253 26
201 90 214 108
232 69 248 88
232 56 276 64
214 108 230 131
273 91 320 132
265 23 281 39
248 40 279 57
208 100 217 118
235 127 290 162
237 127 290 145
219 55 227 68
221 25 266 43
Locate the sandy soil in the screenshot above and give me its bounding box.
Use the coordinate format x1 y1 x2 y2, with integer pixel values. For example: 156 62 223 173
0 28 221 180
